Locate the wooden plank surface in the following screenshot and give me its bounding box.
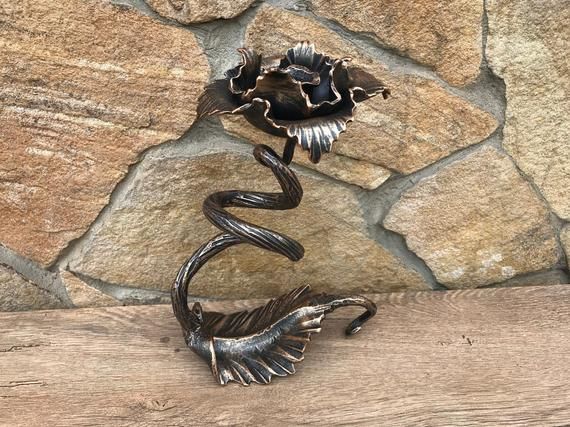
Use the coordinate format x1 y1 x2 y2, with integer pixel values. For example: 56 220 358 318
1 285 569 426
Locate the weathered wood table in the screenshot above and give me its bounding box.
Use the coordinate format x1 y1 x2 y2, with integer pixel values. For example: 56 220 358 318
1 285 569 426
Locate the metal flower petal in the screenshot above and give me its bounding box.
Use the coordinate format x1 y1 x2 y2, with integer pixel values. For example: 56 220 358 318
227 48 262 94
242 94 357 163
244 70 313 120
279 65 320 85
307 58 348 115
242 98 287 138
347 66 391 101
284 41 328 72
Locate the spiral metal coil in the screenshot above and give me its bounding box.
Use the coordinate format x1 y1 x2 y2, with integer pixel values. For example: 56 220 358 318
171 140 376 347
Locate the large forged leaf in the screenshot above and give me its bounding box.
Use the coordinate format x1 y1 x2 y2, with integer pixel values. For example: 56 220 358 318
203 285 328 385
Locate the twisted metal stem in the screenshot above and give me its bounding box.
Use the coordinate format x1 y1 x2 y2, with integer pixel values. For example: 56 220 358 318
171 140 375 335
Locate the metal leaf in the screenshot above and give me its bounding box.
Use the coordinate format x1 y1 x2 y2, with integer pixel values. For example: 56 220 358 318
203 285 314 337
196 79 248 118
193 285 376 386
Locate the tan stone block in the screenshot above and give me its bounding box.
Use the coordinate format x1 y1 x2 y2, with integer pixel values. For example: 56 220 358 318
385 147 560 288
313 0 484 86
60 270 119 308
487 0 570 219
0 0 210 265
146 0 255 23
0 264 65 311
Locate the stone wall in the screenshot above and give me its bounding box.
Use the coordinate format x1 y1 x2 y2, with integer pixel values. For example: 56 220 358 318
0 0 568 311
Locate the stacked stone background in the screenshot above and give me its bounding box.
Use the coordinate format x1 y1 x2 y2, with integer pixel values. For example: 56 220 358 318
0 0 568 311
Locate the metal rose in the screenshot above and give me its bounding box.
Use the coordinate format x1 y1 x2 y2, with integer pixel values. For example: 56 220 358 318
197 41 389 163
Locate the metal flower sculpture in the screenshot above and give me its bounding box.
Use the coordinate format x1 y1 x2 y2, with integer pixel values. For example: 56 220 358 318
197 41 389 163
172 42 389 386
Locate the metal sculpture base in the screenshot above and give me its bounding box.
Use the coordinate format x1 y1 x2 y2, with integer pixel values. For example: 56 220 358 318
171 140 377 386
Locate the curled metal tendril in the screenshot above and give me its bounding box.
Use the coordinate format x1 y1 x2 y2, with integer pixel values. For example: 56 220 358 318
171 141 377 386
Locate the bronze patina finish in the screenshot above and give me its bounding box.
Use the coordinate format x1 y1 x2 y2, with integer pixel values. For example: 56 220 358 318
172 42 388 385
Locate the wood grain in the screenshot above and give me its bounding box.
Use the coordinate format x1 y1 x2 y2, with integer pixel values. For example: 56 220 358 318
1 285 569 426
